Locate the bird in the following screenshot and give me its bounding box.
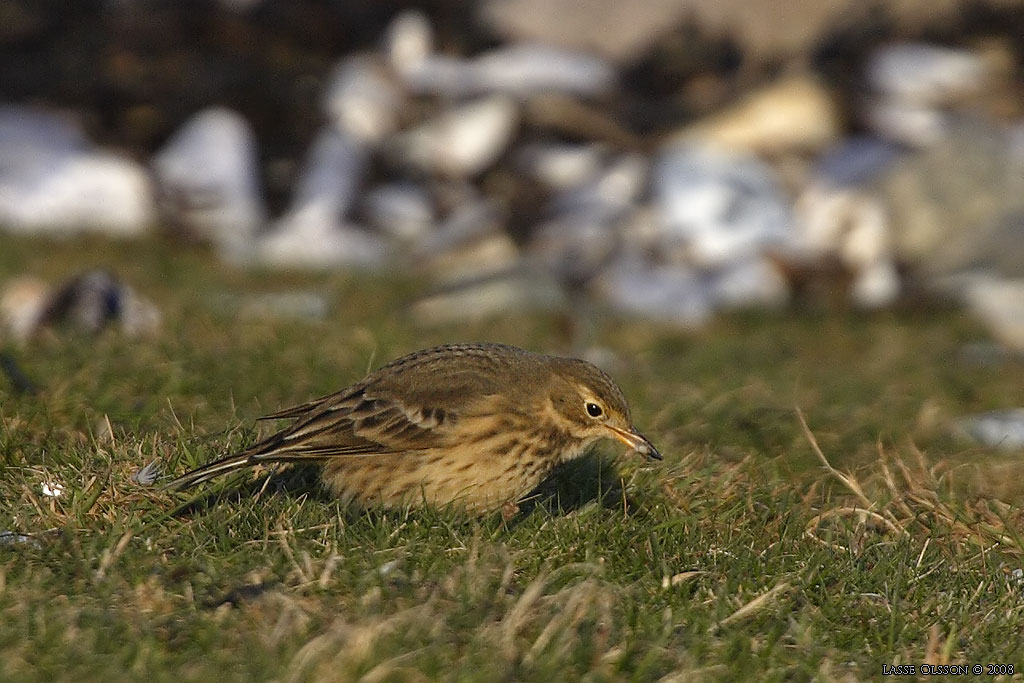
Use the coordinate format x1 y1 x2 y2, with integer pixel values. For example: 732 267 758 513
167 342 660 512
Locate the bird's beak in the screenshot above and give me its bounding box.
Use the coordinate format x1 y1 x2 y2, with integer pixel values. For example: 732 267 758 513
607 425 662 461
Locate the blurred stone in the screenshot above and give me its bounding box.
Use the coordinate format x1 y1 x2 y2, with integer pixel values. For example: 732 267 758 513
850 260 900 309
515 141 607 190
403 43 615 98
707 257 790 310
384 10 433 77
5 269 162 340
864 43 998 147
44 270 161 337
525 93 641 149
323 55 403 145
554 153 647 214
593 257 712 328
258 219 389 270
361 182 434 241
676 75 841 155
866 43 989 107
962 276 1024 353
884 119 1024 277
411 199 519 283
258 128 388 269
864 98 949 147
118 284 163 337
0 531 41 548
0 106 153 236
812 136 902 188
152 107 265 263
410 267 567 324
795 185 898 307
472 44 615 97
403 42 614 98
793 137 905 307
955 409 1024 449
653 142 796 267
0 276 49 344
387 96 520 177
288 127 366 219
528 216 618 285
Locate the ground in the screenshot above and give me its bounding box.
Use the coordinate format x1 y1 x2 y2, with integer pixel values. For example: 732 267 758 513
2 236 1023 681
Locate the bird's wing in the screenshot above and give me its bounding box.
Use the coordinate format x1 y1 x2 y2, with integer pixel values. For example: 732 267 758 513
248 371 506 461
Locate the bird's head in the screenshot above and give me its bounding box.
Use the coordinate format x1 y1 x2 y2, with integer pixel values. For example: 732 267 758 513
548 358 662 461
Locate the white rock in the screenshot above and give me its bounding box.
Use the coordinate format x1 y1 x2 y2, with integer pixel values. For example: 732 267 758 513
258 216 390 270
0 106 153 236
850 259 900 309
962 276 1024 353
152 107 265 262
411 199 519 283
361 182 434 241
707 257 790 310
516 141 606 190
552 153 647 219
1 151 153 236
797 187 891 266
323 56 402 145
840 200 890 270
400 43 614 99
795 172 900 308
388 96 519 177
653 143 795 267
289 127 366 221
471 43 615 97
594 257 712 328
385 10 433 76
865 98 949 147
866 42 989 106
528 216 617 283
257 128 389 269
0 106 154 236
955 409 1024 450
410 268 567 325
399 55 476 96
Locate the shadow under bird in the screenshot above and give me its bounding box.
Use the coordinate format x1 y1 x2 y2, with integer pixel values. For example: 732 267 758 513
168 342 661 512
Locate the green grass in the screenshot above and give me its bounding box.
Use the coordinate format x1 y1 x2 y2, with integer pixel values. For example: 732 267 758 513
2 235 1023 681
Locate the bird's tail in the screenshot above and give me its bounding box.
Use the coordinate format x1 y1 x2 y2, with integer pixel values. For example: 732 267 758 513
165 451 260 491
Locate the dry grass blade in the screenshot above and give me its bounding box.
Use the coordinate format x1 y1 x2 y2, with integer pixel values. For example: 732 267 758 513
805 507 907 551
94 530 133 581
711 581 791 633
796 407 871 508
797 407 907 534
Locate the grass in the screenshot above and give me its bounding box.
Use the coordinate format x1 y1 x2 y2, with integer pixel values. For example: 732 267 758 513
2 235 1024 681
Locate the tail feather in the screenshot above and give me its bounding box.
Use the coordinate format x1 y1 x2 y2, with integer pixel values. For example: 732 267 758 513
166 452 258 491
166 446 344 491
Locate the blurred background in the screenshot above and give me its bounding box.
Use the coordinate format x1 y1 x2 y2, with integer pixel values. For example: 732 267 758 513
5 0 1024 481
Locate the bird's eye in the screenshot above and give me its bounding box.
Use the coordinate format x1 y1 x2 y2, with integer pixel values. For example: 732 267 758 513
586 402 603 418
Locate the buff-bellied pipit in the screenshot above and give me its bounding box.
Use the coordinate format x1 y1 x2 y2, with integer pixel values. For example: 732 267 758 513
168 342 660 512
